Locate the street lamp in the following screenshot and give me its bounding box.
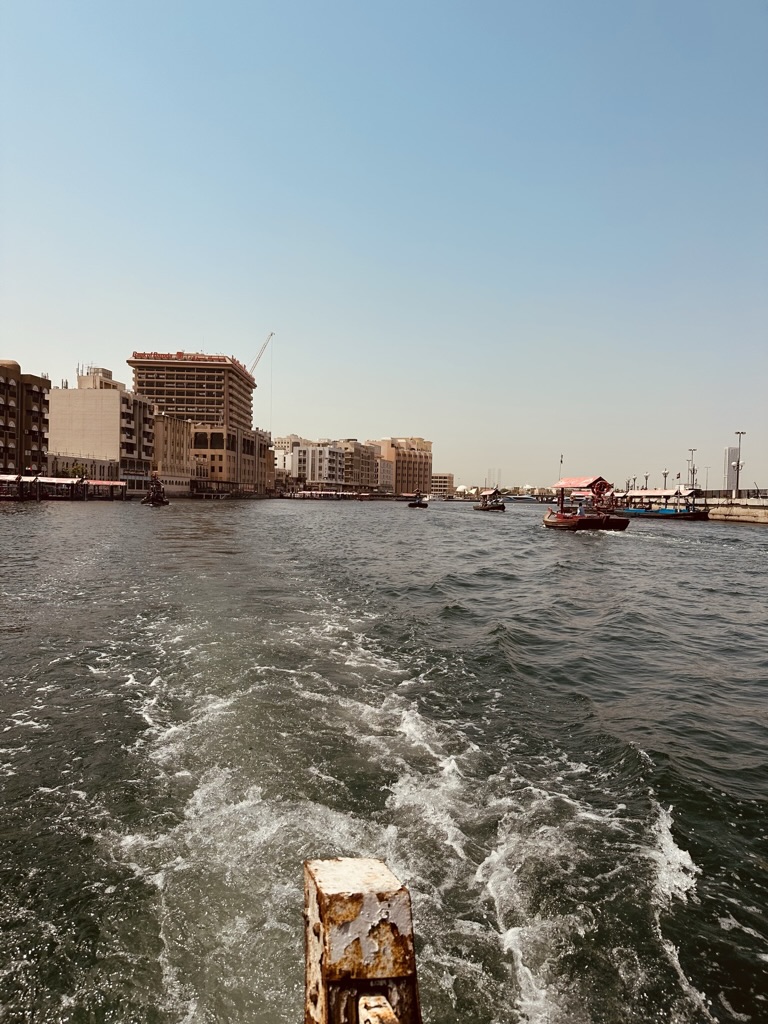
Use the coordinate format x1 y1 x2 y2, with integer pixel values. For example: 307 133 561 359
662 468 669 488
733 431 746 498
644 472 649 489
688 449 697 489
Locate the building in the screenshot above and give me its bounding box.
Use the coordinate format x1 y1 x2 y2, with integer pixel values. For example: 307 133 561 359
127 351 255 429
431 473 455 498
335 439 378 492
724 447 740 492
369 437 433 495
294 443 345 491
0 360 50 475
153 411 193 496
48 367 154 495
127 350 273 495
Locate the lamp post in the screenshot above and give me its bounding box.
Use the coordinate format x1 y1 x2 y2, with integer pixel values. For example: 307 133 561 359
662 468 669 488
704 466 710 491
644 472 649 489
688 449 697 489
632 475 637 489
733 431 746 499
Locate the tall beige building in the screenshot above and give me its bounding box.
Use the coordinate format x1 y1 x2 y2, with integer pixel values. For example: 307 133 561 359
127 351 273 495
369 437 433 495
48 367 154 494
0 360 50 475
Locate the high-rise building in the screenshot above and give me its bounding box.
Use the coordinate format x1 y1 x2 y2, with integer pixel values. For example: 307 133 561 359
127 351 255 429
48 367 154 494
0 360 50 475
127 350 273 494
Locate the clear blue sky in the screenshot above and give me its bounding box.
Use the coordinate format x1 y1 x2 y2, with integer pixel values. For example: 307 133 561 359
2 0 766 488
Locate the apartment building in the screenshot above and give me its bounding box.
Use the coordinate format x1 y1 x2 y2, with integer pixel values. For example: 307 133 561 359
431 473 455 497
369 437 433 495
294 443 345 490
335 439 378 492
127 351 273 495
48 367 154 494
0 360 50 475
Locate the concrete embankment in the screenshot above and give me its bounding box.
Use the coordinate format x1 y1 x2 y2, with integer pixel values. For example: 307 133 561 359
708 503 768 525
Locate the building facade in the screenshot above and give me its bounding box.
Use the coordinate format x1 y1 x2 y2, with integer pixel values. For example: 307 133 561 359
294 444 345 490
127 351 273 495
48 367 154 494
335 439 378 492
0 360 50 475
369 437 433 495
431 473 455 497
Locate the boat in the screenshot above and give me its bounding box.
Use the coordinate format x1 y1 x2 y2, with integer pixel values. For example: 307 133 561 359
473 487 505 512
618 507 708 521
543 476 629 532
141 477 170 507
407 491 428 509
614 488 708 521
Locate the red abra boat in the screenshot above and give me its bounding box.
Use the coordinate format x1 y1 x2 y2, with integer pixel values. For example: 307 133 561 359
543 476 629 532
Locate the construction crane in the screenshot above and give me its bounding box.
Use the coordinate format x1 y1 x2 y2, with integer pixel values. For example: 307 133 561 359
248 332 275 376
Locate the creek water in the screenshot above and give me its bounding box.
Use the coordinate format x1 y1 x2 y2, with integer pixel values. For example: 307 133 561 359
1 499 766 1023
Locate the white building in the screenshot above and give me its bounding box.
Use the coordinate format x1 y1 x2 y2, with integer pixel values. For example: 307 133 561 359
48 367 154 496
295 443 345 490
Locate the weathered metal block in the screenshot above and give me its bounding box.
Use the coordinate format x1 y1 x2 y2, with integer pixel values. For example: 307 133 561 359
305 858 422 1024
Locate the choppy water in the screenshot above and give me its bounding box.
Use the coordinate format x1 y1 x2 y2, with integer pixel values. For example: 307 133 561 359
1 499 766 1024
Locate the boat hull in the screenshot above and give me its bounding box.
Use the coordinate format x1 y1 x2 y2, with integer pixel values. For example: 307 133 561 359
407 501 428 509
473 503 505 512
543 509 629 531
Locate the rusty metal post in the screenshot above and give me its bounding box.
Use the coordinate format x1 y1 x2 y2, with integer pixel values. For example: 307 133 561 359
304 857 422 1024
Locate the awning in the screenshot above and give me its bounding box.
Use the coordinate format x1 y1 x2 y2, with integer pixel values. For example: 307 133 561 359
85 480 127 487
552 476 605 489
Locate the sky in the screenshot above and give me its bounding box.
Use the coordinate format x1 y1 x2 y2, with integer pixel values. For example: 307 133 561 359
1 0 766 488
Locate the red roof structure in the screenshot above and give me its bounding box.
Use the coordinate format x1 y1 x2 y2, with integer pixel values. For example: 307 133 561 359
552 476 611 490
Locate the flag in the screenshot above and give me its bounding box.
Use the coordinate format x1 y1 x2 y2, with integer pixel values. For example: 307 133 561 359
676 473 680 479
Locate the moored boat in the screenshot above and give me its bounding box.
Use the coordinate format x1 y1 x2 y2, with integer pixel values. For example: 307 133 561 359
618 507 708 521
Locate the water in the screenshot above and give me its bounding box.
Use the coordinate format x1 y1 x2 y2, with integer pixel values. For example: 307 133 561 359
1 499 766 1024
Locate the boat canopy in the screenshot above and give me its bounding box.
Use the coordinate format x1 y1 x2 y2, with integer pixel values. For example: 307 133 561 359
552 476 611 491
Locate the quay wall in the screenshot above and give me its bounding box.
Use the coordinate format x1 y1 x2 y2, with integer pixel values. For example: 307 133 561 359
707 504 768 526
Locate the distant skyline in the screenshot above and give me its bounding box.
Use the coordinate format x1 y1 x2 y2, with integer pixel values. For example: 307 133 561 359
2 0 766 488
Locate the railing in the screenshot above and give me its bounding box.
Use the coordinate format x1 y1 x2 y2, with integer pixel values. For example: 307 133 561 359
304 858 421 1024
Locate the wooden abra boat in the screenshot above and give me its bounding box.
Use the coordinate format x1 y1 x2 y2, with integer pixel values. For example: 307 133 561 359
141 477 170 507
544 476 629 532
407 491 428 509
543 508 628 531
474 487 505 512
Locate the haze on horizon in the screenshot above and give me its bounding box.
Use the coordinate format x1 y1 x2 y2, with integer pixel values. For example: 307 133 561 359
2 0 766 489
